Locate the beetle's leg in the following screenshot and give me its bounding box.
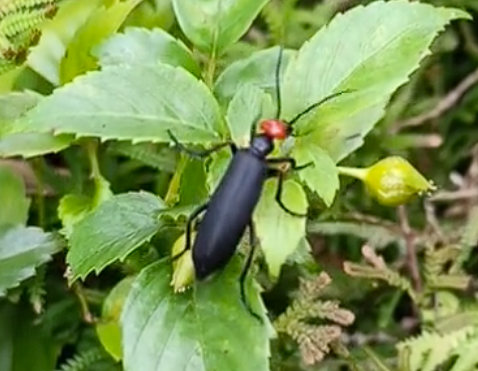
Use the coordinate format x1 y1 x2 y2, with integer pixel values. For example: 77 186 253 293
171 202 209 262
266 157 313 171
167 130 236 159
272 170 308 217
239 222 262 323
266 157 312 217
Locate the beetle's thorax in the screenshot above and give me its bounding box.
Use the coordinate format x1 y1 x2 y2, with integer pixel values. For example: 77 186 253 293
249 134 274 158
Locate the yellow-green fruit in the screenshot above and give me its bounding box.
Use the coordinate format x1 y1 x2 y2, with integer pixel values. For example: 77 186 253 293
171 232 196 292
96 276 135 361
364 156 436 206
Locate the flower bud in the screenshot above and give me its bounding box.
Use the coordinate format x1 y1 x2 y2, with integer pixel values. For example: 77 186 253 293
338 156 436 207
171 232 196 292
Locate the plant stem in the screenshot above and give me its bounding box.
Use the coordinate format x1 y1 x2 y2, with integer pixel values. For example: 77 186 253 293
397 205 422 294
205 54 217 88
164 155 187 204
337 166 367 181
31 158 45 228
73 282 95 323
86 140 101 180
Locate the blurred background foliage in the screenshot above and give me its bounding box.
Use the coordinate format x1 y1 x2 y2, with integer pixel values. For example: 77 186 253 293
1 0 478 370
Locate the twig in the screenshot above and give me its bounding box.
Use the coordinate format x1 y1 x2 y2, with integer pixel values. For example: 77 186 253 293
397 206 422 293
429 188 478 202
393 67 478 130
460 22 478 60
73 282 96 324
423 199 444 241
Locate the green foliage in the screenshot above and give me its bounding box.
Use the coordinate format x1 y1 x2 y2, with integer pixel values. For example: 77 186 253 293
56 347 106 371
59 0 141 84
121 259 271 371
0 0 58 74
0 301 60 371
0 225 62 295
95 27 201 76
27 0 103 86
0 91 73 158
172 0 270 55
12 63 225 142
254 178 307 277
0 165 30 225
67 191 166 280
0 1 475 371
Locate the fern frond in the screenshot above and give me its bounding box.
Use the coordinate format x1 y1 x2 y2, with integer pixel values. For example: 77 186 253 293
308 221 402 249
0 8 50 38
27 265 46 314
452 204 478 272
397 326 476 371
0 0 54 17
0 1 57 74
260 0 299 44
434 308 478 333
343 246 417 303
449 327 478 371
275 272 355 366
56 348 105 371
261 0 284 43
423 244 470 291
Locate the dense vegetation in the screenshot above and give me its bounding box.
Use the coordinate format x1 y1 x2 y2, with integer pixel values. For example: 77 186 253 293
0 0 477 370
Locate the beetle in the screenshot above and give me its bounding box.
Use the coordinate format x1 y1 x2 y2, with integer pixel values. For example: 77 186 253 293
168 48 351 320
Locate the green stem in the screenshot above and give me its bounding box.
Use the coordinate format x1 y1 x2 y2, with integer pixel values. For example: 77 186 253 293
205 55 216 88
85 140 101 180
73 282 95 323
337 166 368 181
164 155 187 205
31 158 45 228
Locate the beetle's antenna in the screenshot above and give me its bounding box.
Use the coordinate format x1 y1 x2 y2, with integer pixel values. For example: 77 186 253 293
274 46 284 120
288 89 355 127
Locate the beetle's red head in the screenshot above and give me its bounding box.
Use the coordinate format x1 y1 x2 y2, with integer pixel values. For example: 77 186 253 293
260 119 290 140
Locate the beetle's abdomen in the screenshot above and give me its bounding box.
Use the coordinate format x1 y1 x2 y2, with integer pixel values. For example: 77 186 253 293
192 150 267 279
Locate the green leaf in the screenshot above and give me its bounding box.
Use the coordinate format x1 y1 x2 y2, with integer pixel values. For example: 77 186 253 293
121 258 271 371
0 166 30 227
292 140 339 206
226 85 266 146
97 276 135 361
0 226 62 295
254 179 307 277
27 0 103 86
281 1 469 162
60 0 142 84
0 67 24 93
95 27 201 77
178 158 208 206
58 194 95 238
12 64 225 143
206 148 230 193
58 163 113 238
67 192 166 280
172 0 270 55
0 132 74 158
214 46 295 107
107 141 177 172
0 89 73 159
0 302 59 371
